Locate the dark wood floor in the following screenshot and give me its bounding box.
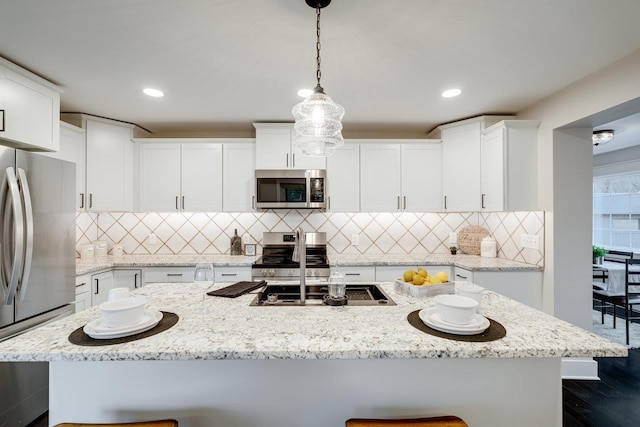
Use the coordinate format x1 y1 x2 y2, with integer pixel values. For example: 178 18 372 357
27 350 640 427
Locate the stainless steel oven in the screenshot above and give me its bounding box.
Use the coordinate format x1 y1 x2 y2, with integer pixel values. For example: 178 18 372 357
255 169 326 209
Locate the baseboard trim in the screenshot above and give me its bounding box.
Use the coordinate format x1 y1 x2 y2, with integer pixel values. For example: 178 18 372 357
562 357 599 380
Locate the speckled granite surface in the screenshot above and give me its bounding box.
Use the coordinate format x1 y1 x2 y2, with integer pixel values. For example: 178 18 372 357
331 254 542 271
0 281 624 362
76 254 256 275
76 254 540 276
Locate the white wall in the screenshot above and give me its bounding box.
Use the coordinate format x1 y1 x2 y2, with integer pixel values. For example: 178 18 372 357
517 47 640 328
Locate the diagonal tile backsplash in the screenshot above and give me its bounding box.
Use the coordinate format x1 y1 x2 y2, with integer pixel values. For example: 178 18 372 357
76 210 545 266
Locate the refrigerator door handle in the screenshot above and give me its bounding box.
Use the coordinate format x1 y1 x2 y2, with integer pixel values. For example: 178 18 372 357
0 167 25 304
16 168 33 303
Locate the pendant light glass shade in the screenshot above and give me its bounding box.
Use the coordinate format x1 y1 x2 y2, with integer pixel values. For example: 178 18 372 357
292 86 345 156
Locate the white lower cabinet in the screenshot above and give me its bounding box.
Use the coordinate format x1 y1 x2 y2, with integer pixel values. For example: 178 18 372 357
215 266 251 283
75 274 92 313
113 269 142 290
454 267 542 309
91 270 115 307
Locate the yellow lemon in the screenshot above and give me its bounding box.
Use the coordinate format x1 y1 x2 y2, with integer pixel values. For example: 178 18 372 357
435 271 448 283
430 276 442 285
417 267 428 277
403 270 415 282
412 274 425 286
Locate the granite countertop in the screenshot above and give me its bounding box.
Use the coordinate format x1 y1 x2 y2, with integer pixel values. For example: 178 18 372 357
76 254 257 275
332 254 543 271
76 254 540 276
0 281 624 362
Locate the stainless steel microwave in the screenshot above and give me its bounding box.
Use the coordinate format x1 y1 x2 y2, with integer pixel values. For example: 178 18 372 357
255 169 326 209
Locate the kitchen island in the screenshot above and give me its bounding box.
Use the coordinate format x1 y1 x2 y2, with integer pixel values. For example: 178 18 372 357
0 282 624 427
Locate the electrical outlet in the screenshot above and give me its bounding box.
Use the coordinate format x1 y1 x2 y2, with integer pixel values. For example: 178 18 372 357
148 233 158 245
520 234 539 249
351 233 360 246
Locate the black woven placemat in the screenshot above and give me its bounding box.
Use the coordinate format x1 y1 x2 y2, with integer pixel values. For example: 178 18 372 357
407 309 506 342
69 311 179 346
207 280 266 298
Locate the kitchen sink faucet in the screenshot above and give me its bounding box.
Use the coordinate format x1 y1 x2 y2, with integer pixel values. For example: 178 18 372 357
292 227 306 304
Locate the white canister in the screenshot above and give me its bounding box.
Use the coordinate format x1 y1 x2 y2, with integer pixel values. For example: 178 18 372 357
80 244 94 260
112 244 124 257
94 240 108 257
480 236 497 258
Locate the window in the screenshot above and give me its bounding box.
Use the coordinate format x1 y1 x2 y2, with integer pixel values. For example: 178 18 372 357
593 171 640 251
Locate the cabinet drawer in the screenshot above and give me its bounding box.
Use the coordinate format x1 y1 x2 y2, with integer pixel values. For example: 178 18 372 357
375 266 417 282
215 266 251 283
454 267 474 282
143 267 194 283
335 266 375 282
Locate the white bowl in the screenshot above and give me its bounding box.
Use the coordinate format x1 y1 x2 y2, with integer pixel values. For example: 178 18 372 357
99 296 148 328
433 294 478 325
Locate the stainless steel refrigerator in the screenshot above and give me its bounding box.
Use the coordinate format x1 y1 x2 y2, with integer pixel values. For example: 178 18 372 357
0 147 76 425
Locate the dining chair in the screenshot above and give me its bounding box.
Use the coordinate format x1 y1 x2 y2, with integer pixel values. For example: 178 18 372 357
345 415 468 427
593 265 610 324
54 420 178 427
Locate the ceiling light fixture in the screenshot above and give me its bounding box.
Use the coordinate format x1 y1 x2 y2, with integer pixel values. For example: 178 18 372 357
441 88 461 98
593 129 614 146
143 88 164 98
292 0 344 157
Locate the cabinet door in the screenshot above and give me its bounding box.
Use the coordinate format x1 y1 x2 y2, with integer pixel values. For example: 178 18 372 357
360 144 401 211
255 126 291 169
91 271 115 306
86 120 134 211
441 122 482 211
138 143 181 211
45 123 86 210
291 144 326 170
326 143 359 211
0 65 60 151
181 143 223 211
223 142 256 211
401 144 442 211
113 269 142 291
75 274 91 313
480 126 505 211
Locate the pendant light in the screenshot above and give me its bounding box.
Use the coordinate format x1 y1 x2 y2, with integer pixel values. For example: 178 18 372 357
292 0 344 157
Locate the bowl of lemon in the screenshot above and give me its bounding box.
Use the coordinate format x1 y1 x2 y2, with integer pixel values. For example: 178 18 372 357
394 268 454 298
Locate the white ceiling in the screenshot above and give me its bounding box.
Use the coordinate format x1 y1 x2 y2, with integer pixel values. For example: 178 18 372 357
2 0 640 137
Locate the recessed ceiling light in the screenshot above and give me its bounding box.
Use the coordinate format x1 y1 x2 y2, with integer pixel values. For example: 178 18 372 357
143 88 164 98
441 88 462 98
297 88 313 97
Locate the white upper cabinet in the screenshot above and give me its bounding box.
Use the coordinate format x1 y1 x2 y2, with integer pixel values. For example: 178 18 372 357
136 139 222 212
360 141 442 212
326 142 360 211
0 57 61 151
85 118 135 211
480 120 540 211
254 123 326 170
438 116 512 211
223 141 256 211
401 143 442 211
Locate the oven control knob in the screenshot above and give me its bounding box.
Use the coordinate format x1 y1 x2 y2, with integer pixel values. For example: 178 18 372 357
269 269 275 277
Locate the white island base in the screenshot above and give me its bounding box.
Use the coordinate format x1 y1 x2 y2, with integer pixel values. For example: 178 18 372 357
50 357 560 427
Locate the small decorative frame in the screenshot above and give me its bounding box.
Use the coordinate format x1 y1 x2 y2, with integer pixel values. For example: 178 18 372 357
244 243 256 256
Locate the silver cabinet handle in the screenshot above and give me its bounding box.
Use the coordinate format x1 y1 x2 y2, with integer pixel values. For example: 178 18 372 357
345 273 360 276
292 153 295 168
16 168 33 302
134 273 139 289
403 196 406 210
328 196 331 210
1 167 25 304
252 195 255 209
80 193 85 209
221 273 237 276
444 195 447 210
166 273 183 277
94 278 99 295
89 193 93 209
481 193 486 209
286 153 289 168
182 196 185 210
397 196 400 210
175 196 179 210
455 274 468 279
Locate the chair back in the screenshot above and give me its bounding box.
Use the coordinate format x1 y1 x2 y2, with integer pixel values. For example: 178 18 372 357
624 258 640 296
605 250 634 263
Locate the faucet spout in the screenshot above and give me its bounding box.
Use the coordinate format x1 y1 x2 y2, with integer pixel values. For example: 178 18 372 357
293 227 306 304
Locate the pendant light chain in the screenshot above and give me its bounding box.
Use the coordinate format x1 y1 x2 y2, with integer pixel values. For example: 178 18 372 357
316 4 322 87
